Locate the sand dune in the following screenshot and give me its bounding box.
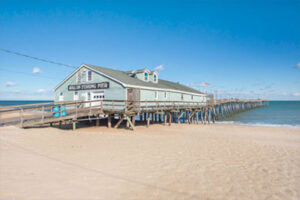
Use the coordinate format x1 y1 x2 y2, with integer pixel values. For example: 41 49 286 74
0 124 299 200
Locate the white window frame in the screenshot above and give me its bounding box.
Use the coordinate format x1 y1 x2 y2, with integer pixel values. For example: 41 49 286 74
153 74 157 82
144 72 149 81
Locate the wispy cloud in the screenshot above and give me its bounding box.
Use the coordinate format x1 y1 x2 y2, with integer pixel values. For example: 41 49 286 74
295 62 300 69
36 88 46 93
32 67 41 74
6 81 17 87
293 92 300 96
154 65 164 71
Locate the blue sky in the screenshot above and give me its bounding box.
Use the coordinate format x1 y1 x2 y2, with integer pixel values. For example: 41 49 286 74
0 0 299 100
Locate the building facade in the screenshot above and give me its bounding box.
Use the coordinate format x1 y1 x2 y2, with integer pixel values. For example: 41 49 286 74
54 64 207 105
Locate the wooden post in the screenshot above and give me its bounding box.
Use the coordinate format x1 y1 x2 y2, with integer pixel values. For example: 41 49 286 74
72 121 76 131
59 121 62 128
114 115 125 129
107 114 112 128
196 111 199 124
96 118 100 126
168 112 172 126
132 115 136 127
147 114 150 128
164 112 167 125
125 116 135 131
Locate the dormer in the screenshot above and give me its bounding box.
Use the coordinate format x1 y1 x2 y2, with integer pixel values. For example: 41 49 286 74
149 71 159 83
128 68 151 82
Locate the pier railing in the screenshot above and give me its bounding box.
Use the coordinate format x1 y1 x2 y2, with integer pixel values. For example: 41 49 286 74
0 99 267 127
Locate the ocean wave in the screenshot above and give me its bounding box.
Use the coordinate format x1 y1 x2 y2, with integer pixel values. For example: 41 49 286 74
215 121 300 128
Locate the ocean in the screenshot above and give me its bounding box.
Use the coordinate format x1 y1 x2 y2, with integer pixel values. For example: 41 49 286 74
0 100 299 127
219 101 300 128
0 100 53 107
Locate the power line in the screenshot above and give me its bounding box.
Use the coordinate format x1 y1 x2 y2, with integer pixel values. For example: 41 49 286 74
0 68 61 80
0 48 77 69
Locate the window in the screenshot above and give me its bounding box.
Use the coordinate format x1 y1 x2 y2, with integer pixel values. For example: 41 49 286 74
154 74 157 82
59 92 64 101
164 92 167 99
144 72 148 81
155 91 158 99
87 92 91 101
181 93 184 100
74 91 79 101
191 95 194 100
87 71 92 81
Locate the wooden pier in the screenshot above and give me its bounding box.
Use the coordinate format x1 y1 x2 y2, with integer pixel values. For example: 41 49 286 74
0 99 268 130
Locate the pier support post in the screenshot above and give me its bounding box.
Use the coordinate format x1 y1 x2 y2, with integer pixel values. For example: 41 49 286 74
107 114 112 128
72 121 76 131
132 116 136 127
164 113 167 125
168 112 172 126
147 114 150 128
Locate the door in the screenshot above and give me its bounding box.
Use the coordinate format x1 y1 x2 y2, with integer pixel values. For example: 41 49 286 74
91 91 104 107
73 91 79 101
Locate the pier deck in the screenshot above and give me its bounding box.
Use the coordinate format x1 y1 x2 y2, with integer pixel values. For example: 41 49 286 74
0 99 268 130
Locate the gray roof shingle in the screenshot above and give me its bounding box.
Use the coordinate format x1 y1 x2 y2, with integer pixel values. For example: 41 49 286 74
86 64 204 95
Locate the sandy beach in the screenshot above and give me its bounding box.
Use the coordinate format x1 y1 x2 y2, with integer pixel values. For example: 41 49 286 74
0 124 299 200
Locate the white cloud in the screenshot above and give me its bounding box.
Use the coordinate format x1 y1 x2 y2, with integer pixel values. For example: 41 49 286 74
154 65 164 71
293 92 300 96
36 89 46 93
6 81 17 87
33 67 41 74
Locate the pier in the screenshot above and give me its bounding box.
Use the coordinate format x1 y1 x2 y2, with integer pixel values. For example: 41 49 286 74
0 99 268 130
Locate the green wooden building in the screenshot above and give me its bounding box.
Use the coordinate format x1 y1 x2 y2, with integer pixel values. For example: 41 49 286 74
54 64 207 105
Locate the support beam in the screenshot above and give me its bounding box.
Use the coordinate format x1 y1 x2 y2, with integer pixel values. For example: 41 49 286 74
132 115 136 127
168 112 172 126
177 111 184 124
114 115 125 128
164 113 167 125
125 115 135 130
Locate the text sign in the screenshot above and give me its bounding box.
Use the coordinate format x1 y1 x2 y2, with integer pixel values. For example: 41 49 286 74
68 82 110 91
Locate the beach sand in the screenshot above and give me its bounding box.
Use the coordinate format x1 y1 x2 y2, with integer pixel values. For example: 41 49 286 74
0 123 299 200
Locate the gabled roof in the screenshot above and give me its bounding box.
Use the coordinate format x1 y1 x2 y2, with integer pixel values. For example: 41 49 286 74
86 64 205 95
